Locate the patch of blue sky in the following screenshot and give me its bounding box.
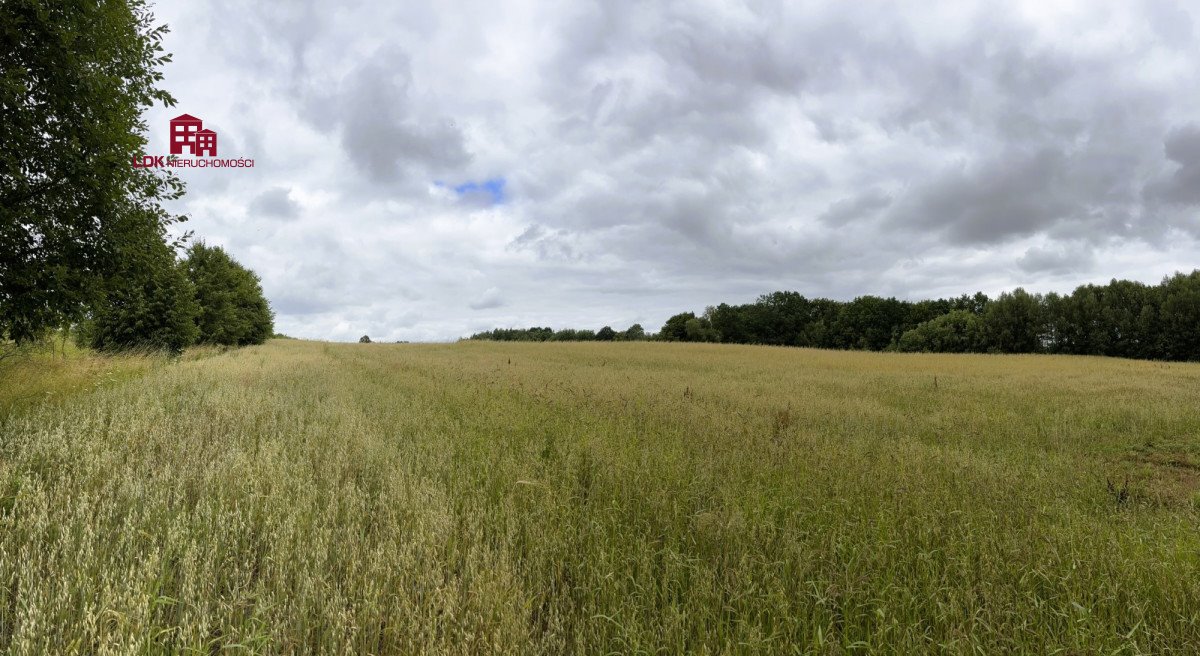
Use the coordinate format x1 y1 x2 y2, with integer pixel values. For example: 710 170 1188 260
435 177 508 205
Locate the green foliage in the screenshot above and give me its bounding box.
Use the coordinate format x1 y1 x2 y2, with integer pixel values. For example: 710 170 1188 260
833 295 910 350
684 316 719 342
87 237 198 353
73 213 200 353
983 288 1045 353
565 328 596 341
359 335 371 343
469 325 647 342
660 312 695 342
469 271 1200 360
691 274 1200 360
898 310 986 353
185 243 274 346
0 0 185 342
1158 271 1200 361
468 327 553 341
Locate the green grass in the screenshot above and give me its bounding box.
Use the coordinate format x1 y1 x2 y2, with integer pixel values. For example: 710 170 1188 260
1 339 1199 653
0 342 175 420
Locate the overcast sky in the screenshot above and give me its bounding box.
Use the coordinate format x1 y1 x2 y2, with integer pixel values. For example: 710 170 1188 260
146 0 1200 342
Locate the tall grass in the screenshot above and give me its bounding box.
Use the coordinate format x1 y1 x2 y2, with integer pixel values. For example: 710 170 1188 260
0 341 178 419
1 339 1198 653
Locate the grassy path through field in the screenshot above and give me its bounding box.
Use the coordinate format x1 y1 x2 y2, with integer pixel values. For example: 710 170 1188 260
1 340 1199 653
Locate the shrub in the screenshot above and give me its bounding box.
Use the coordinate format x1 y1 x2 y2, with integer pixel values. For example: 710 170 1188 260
186 243 274 346
898 310 986 353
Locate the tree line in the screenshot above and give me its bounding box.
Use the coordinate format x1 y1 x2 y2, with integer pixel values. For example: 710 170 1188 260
78 242 273 352
469 271 1200 361
470 324 648 342
1 1 272 353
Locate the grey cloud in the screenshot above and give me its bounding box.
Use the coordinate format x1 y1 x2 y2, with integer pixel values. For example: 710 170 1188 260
153 1 1200 340
887 149 1074 244
469 288 505 310
1144 0 1194 47
539 3 811 155
248 187 300 220
1166 125 1200 164
507 225 578 261
296 47 470 186
885 132 1164 246
531 3 1182 258
206 0 333 87
1146 124 1200 206
272 293 335 316
1017 242 1096 275
820 189 893 226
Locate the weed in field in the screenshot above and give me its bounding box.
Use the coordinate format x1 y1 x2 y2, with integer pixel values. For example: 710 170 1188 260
1106 476 1131 506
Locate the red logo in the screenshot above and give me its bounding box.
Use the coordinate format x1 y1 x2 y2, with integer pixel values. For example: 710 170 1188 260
132 113 252 169
169 113 218 157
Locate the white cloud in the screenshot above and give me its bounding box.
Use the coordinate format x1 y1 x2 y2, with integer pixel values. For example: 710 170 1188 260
146 0 1200 341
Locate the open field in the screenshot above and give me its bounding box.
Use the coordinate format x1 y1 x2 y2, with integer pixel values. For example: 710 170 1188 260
1 340 1199 653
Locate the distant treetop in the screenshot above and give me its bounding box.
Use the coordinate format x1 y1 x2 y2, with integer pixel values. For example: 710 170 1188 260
466 271 1200 362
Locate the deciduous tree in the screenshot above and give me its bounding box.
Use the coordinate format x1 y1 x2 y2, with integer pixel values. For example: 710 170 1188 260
186 243 273 346
0 0 184 342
